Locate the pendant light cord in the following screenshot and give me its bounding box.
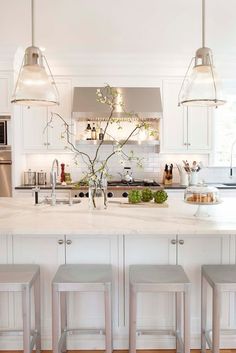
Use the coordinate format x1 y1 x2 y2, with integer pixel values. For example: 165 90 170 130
202 0 205 47
31 0 35 46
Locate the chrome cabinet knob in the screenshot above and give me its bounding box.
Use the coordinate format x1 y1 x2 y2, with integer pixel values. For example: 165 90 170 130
66 239 72 245
184 143 187 146
171 239 177 245
179 239 184 245
58 239 64 245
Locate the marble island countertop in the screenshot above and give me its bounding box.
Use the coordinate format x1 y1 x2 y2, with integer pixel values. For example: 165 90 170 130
1 195 236 235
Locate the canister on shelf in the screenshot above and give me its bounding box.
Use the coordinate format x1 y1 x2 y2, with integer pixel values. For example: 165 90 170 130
37 170 47 185
24 169 36 186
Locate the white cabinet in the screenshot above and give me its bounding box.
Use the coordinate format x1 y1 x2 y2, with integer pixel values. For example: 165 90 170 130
0 74 12 114
10 234 65 349
21 78 72 152
162 79 211 153
124 234 177 349
65 234 119 349
177 234 231 348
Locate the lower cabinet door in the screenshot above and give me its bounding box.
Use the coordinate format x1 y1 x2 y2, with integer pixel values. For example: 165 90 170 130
177 234 231 348
10 234 65 350
0 234 9 338
65 234 119 349
124 234 177 349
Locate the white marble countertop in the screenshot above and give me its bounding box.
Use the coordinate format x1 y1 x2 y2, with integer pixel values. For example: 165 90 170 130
0 195 236 235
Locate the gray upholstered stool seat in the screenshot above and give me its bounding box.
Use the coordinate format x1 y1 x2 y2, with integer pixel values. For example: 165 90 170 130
52 264 113 353
201 265 236 353
129 265 191 353
0 264 41 353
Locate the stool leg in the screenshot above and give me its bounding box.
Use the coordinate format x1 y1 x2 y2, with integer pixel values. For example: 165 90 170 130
129 284 137 353
212 286 221 353
60 292 67 353
34 274 41 353
184 286 191 353
52 285 61 353
176 292 182 353
105 283 113 353
22 285 31 353
201 274 207 353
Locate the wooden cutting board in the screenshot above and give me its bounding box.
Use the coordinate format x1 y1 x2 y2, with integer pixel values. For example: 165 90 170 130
109 200 168 208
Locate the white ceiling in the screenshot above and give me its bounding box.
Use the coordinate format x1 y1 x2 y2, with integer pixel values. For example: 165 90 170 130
1 0 235 57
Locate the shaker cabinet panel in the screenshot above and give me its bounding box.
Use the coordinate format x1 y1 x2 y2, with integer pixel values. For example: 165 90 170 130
124 235 177 347
47 79 72 150
187 106 211 151
0 75 11 114
162 79 186 152
21 78 72 152
22 106 48 150
162 79 212 153
65 234 119 348
177 234 231 347
10 234 65 349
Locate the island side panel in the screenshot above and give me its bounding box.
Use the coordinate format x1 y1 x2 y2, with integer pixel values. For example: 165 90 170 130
177 234 231 348
124 234 177 349
10 234 66 350
64 234 120 350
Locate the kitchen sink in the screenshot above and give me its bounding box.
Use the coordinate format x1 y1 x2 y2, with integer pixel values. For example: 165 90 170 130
43 197 81 205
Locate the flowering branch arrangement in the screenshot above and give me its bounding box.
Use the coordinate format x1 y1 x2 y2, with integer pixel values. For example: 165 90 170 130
46 85 157 208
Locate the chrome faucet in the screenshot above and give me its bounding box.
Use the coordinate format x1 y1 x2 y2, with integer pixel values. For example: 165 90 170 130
50 158 59 205
230 139 236 178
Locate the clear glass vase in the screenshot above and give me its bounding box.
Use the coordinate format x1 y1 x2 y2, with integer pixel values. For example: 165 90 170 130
89 177 107 210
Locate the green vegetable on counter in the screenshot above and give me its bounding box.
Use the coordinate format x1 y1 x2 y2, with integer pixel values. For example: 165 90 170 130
128 190 142 204
153 189 168 204
141 188 153 202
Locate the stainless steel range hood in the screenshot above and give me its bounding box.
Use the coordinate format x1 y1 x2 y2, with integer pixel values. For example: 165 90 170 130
72 87 162 119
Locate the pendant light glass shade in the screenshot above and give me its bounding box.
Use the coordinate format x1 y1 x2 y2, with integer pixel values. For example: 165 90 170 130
11 47 59 106
178 0 226 108
11 0 59 107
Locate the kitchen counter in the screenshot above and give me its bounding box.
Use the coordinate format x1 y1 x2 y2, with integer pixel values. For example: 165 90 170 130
1 195 236 350
15 183 236 190
1 194 236 235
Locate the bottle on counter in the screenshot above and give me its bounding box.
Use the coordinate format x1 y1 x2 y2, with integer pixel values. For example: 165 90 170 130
60 163 65 183
99 128 104 141
91 123 97 140
85 121 92 140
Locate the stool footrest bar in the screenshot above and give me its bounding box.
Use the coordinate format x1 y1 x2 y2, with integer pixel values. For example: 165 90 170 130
66 328 105 336
136 329 176 336
0 329 37 337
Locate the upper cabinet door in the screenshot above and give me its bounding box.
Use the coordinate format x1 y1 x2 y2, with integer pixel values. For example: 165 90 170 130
0 75 12 114
187 106 211 151
47 79 72 150
22 106 48 150
162 79 187 152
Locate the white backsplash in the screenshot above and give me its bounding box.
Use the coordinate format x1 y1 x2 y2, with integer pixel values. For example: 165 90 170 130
23 150 212 185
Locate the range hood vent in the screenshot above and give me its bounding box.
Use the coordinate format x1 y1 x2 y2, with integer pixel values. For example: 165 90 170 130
72 87 162 119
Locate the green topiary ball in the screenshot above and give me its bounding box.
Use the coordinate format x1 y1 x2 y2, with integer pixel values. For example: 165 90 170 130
128 190 142 204
141 188 153 202
153 189 168 204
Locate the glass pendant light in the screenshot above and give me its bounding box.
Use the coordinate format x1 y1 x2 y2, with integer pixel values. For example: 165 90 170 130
11 0 59 106
178 0 226 107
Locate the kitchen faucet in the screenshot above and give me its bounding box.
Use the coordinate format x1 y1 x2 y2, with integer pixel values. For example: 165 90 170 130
230 138 236 178
50 158 59 205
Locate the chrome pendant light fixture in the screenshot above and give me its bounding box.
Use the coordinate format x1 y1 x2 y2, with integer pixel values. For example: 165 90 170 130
178 0 226 107
11 0 59 106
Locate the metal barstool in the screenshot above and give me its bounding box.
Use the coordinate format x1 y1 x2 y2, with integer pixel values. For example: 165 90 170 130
52 264 113 353
129 264 191 353
201 264 236 353
0 264 41 353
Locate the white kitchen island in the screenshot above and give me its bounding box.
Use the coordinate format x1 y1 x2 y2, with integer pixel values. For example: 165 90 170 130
0 195 236 350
